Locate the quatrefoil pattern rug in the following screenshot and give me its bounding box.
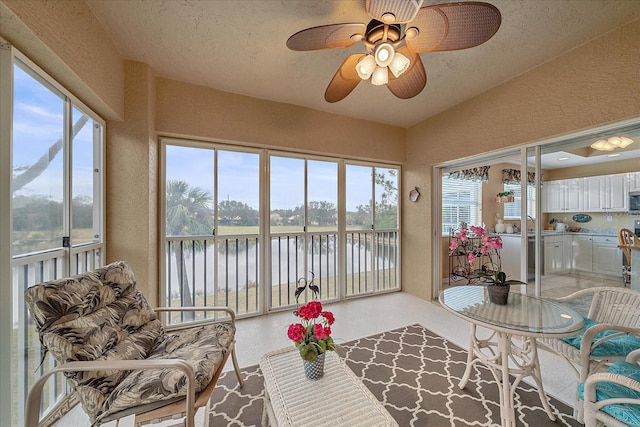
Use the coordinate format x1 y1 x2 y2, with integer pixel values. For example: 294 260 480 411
208 324 581 426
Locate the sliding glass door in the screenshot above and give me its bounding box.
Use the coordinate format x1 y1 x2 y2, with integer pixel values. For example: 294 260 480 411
436 118 640 299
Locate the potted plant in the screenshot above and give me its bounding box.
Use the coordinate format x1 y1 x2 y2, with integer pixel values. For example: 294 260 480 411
496 191 515 203
478 270 525 305
287 300 336 379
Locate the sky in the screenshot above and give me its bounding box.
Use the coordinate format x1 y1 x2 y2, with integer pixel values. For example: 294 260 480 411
13 64 95 202
13 61 395 215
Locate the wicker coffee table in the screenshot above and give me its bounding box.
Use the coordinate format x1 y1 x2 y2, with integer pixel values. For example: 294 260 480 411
259 347 397 426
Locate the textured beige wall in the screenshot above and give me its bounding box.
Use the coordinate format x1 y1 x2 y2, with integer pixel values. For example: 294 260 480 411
402 20 640 300
4 0 639 304
106 61 158 303
155 78 406 163
0 0 124 120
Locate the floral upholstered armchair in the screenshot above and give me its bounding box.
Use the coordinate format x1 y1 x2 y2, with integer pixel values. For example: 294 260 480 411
24 260 243 427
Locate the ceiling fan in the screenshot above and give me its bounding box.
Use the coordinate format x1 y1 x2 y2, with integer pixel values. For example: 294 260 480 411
286 0 501 102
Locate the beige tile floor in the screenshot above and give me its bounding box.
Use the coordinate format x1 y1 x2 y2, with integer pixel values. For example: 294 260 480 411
55 289 592 426
538 272 624 299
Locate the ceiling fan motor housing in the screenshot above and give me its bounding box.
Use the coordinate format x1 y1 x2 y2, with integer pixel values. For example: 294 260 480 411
365 19 402 45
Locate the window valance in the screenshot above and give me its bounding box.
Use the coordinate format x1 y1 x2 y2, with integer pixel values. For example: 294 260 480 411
447 166 490 183
501 169 537 185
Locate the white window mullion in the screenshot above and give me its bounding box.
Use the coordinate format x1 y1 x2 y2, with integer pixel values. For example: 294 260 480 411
0 38 15 427
337 160 346 300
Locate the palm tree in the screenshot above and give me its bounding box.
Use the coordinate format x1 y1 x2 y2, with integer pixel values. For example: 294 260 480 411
166 180 213 309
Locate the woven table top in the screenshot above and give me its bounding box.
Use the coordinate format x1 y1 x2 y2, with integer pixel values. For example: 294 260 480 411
259 347 398 427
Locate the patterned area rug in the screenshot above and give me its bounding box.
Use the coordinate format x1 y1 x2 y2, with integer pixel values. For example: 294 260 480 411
208 324 581 426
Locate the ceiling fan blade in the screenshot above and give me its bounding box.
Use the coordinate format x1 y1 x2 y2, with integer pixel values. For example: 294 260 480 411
325 54 366 103
407 2 501 53
365 0 424 24
386 47 426 99
287 23 366 51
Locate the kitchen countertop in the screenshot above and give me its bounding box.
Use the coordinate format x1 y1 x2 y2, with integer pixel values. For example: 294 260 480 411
498 230 618 237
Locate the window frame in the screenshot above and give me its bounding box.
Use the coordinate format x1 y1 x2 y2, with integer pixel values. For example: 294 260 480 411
3 48 105 427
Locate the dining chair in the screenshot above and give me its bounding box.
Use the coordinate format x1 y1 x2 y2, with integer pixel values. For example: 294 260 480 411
618 228 636 285
24 260 243 427
581 348 640 427
538 287 640 422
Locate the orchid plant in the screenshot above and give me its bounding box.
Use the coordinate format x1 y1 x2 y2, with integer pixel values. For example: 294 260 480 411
287 301 336 362
449 224 505 284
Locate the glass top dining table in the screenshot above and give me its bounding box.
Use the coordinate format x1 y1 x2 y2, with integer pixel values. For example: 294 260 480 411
439 286 585 426
439 285 584 337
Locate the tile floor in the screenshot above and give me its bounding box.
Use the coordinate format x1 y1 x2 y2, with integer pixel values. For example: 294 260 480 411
538 272 624 299
56 290 584 426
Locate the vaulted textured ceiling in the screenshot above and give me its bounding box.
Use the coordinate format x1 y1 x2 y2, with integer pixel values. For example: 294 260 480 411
86 0 640 128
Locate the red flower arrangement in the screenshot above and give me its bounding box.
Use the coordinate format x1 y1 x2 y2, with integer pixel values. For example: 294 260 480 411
287 301 335 362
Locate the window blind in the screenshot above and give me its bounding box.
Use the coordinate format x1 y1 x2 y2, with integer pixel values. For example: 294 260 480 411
503 183 535 219
442 176 482 234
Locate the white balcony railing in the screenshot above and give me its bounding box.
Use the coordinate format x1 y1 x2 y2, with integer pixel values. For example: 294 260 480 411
165 230 399 317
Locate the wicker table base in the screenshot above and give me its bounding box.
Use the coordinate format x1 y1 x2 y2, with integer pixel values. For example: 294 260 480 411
259 347 397 427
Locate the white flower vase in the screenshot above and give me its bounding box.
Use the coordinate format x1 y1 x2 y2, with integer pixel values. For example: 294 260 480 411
303 352 326 380
495 219 505 234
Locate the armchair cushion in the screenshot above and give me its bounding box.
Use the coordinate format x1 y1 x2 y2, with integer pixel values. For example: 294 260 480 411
101 321 235 422
561 318 640 357
25 261 232 425
578 360 640 426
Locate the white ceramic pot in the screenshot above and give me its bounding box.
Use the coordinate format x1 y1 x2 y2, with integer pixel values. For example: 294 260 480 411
495 220 505 233
506 224 514 234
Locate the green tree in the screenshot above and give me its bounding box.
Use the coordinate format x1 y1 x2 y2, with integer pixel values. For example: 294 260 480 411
218 199 258 226
308 200 336 226
350 169 398 230
166 180 213 308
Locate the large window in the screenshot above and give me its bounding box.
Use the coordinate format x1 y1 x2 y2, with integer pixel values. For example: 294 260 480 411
441 175 482 233
162 141 400 316
345 164 399 296
163 144 261 318
4 54 104 427
270 156 340 307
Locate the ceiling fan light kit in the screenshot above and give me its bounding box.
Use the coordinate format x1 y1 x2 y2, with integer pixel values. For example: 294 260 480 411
388 52 410 77
371 66 389 86
356 55 376 79
286 0 501 102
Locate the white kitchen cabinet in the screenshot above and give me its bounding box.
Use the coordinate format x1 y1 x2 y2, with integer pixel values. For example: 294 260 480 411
544 234 572 275
572 234 593 272
629 172 640 192
542 179 582 213
592 236 623 277
583 173 628 212
583 176 604 212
